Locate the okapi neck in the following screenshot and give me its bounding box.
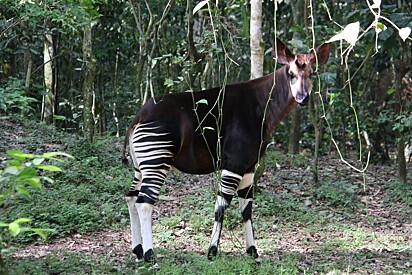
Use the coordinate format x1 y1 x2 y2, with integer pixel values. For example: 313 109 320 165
264 66 297 135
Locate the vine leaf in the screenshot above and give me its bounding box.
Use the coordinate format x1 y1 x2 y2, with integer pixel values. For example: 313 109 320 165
398 27 411 42
196 99 208 105
327 21 360 46
193 0 208 15
370 0 381 9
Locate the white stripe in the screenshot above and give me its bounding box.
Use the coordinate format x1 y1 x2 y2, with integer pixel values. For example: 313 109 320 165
221 169 242 180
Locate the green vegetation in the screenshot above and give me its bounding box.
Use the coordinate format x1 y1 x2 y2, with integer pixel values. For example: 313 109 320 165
0 118 410 274
1 0 411 272
1 122 131 243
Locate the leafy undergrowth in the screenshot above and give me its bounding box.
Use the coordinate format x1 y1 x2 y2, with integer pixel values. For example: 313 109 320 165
1 117 412 274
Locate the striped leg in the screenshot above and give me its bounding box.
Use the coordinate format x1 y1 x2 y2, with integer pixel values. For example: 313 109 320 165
237 173 258 258
135 163 170 263
208 170 242 260
131 123 174 263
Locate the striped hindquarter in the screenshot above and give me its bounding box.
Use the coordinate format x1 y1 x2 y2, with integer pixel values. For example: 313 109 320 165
126 122 175 263
129 122 174 204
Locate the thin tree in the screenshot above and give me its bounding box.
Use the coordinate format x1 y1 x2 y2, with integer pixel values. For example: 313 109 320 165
250 0 263 80
250 0 264 184
42 27 54 124
82 23 96 143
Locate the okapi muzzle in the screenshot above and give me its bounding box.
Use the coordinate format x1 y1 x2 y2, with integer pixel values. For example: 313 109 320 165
122 38 331 265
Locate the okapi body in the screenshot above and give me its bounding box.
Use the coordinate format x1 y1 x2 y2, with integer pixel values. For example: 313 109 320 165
122 39 330 263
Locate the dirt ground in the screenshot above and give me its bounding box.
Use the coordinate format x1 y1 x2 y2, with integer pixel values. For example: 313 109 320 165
2 116 411 273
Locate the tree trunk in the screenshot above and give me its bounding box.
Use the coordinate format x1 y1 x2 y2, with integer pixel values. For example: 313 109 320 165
394 60 408 185
42 32 54 124
288 107 301 154
22 20 32 93
250 0 263 79
308 94 323 184
82 24 96 143
397 135 407 184
53 32 59 116
250 0 265 184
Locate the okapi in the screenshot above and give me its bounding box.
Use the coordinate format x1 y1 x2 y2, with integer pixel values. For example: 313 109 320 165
121 39 330 263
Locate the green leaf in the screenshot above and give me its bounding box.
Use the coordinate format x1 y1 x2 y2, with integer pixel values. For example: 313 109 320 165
40 152 74 159
16 186 30 197
6 150 35 160
387 88 395 95
0 222 8 227
32 158 45 165
164 78 174 88
13 218 31 224
53 115 66 120
196 99 208 105
16 168 37 179
42 176 54 184
5 166 20 175
377 22 386 31
9 222 21 237
31 228 54 240
35 165 62 172
24 177 42 189
6 159 20 166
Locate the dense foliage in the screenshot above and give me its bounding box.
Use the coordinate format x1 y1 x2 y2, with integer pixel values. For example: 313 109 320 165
1 0 410 162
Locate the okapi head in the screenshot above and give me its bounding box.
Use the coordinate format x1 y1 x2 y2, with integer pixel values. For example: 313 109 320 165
273 39 330 106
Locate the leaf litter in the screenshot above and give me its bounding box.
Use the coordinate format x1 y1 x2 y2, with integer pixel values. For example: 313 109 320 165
1 117 411 274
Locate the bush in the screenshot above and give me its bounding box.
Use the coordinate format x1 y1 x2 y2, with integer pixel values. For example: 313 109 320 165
0 78 37 115
0 150 71 272
314 181 361 209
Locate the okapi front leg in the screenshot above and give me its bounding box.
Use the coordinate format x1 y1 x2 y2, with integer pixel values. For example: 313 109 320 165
238 173 258 258
208 170 242 260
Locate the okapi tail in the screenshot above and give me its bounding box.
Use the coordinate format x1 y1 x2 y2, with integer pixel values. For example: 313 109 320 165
120 113 141 164
120 129 129 164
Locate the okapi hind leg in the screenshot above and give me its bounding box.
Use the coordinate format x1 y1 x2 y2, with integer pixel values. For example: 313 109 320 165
238 173 258 259
135 163 172 264
208 170 242 260
126 168 144 260
135 202 156 263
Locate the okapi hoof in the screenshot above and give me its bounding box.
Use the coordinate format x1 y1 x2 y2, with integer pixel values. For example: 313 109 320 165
144 249 156 263
207 246 218 260
246 246 259 259
132 244 144 260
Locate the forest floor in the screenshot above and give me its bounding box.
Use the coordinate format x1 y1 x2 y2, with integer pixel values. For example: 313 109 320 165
1 116 412 274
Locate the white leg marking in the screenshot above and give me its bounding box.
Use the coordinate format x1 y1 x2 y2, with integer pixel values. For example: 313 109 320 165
210 195 228 248
239 173 254 190
126 196 142 249
239 173 255 249
239 198 255 248
136 202 154 254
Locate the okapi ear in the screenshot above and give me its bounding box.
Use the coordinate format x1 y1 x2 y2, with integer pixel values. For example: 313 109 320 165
273 38 295 65
312 42 331 65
